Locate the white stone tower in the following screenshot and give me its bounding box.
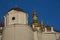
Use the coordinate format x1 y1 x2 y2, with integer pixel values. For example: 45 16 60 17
2 8 34 40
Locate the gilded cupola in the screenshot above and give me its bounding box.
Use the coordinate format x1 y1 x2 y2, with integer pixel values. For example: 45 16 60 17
32 11 38 27
40 21 44 30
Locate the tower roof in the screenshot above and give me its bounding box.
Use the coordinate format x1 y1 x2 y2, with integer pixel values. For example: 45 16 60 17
45 25 51 31
9 8 24 12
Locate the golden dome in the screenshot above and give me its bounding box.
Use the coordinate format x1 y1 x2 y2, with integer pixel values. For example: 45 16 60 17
32 11 38 27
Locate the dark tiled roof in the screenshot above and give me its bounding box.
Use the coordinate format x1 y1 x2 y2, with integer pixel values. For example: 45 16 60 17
9 8 24 12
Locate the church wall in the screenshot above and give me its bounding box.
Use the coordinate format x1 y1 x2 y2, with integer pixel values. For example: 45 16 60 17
5 10 28 26
34 31 38 40
18 12 28 24
56 33 60 40
42 32 56 40
2 25 34 40
37 32 42 40
2 25 15 40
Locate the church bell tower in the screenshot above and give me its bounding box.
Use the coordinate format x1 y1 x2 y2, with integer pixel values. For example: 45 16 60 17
4 8 28 26
2 8 34 40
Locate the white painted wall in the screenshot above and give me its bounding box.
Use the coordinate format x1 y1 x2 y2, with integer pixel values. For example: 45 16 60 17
34 31 38 40
2 25 34 40
42 32 56 40
56 33 60 40
5 10 28 26
38 32 42 40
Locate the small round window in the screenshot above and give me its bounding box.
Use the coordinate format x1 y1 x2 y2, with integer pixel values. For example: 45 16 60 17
12 17 15 20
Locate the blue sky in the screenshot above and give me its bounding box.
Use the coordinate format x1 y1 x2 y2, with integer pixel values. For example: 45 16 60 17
0 0 60 31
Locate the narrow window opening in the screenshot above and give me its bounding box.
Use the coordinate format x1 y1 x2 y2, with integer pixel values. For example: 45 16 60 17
12 17 15 20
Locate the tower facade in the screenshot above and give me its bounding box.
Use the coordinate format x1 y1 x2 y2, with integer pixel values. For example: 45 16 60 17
2 8 34 40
